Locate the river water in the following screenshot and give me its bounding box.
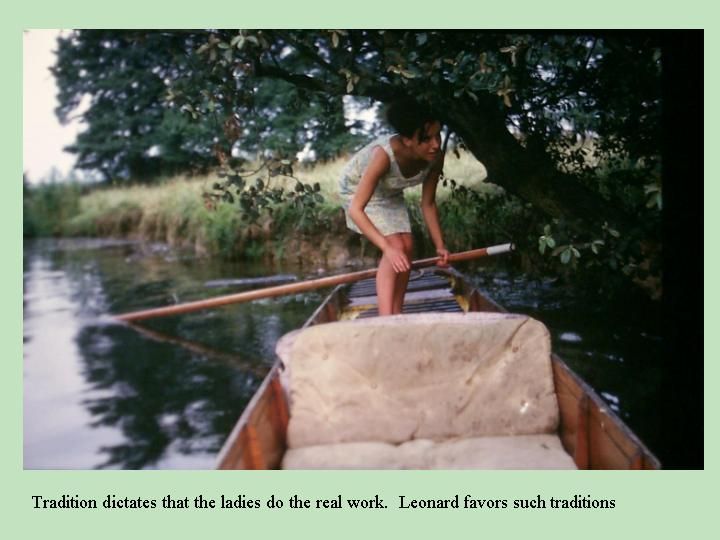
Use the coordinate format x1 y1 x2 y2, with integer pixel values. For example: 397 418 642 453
23 238 662 469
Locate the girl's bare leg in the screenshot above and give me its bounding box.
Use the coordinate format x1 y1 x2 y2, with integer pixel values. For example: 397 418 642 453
377 233 408 316
391 233 413 314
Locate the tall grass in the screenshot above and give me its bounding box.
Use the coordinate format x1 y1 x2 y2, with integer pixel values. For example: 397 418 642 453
292 148 497 200
23 150 511 264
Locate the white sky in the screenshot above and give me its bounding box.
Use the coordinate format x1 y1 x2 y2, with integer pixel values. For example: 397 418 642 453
23 29 82 183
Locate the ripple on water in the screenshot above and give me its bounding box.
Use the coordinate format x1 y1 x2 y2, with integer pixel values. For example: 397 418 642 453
559 332 583 343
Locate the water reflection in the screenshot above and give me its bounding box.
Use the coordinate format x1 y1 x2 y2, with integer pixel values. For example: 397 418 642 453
24 240 663 468
462 264 663 454
76 322 259 469
24 251 124 468
24 239 318 469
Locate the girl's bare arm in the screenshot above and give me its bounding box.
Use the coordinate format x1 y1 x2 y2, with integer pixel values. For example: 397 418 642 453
421 155 449 266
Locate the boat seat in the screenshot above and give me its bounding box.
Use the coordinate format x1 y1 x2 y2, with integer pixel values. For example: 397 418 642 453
283 434 576 469
277 313 576 469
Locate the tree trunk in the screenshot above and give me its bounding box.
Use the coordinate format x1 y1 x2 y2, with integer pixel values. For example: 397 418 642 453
443 95 638 235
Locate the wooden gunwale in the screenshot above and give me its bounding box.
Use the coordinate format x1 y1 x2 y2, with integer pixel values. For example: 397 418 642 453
216 286 343 469
216 267 660 470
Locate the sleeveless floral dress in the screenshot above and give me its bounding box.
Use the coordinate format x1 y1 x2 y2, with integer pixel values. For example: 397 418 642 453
339 134 434 236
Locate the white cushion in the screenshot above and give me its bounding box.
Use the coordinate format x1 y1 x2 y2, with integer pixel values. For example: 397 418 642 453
283 434 576 470
277 313 559 449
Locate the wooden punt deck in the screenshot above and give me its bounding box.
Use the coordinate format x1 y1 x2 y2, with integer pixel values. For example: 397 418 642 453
343 271 464 319
216 267 660 470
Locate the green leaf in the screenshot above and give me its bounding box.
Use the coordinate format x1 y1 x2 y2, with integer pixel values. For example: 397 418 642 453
546 236 556 248
646 192 662 210
538 237 547 255
560 249 571 264
417 33 428 46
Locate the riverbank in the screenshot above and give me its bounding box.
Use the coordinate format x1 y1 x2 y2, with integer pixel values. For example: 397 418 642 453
23 153 497 269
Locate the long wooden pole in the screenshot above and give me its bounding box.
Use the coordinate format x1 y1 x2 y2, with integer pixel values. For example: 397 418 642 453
114 243 513 322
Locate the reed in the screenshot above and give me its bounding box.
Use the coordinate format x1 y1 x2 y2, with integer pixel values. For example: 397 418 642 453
23 151 511 263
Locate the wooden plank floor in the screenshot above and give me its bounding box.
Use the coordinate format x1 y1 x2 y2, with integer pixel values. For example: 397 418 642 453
346 270 464 319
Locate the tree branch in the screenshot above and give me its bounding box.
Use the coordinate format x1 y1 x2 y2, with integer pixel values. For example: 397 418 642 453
276 31 336 73
445 95 637 234
253 58 398 104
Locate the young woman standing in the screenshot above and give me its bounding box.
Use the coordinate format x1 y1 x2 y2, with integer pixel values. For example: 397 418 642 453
339 98 449 315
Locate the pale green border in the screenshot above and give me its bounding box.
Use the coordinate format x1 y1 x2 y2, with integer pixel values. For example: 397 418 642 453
6 2 713 538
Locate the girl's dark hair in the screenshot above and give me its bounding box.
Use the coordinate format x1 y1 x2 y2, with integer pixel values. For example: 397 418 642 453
385 97 439 140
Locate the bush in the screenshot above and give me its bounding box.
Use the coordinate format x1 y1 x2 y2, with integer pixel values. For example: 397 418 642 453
23 182 83 237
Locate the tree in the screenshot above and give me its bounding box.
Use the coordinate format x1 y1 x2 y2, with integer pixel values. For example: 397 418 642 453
156 30 661 284
53 31 212 180
226 77 371 161
55 30 665 283
167 31 660 231
53 31 373 181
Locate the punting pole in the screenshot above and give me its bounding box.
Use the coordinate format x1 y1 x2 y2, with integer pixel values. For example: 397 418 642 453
114 243 514 322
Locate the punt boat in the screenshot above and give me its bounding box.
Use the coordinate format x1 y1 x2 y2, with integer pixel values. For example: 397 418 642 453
216 266 660 470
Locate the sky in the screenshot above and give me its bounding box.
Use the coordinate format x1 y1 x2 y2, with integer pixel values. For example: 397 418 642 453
23 29 82 184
